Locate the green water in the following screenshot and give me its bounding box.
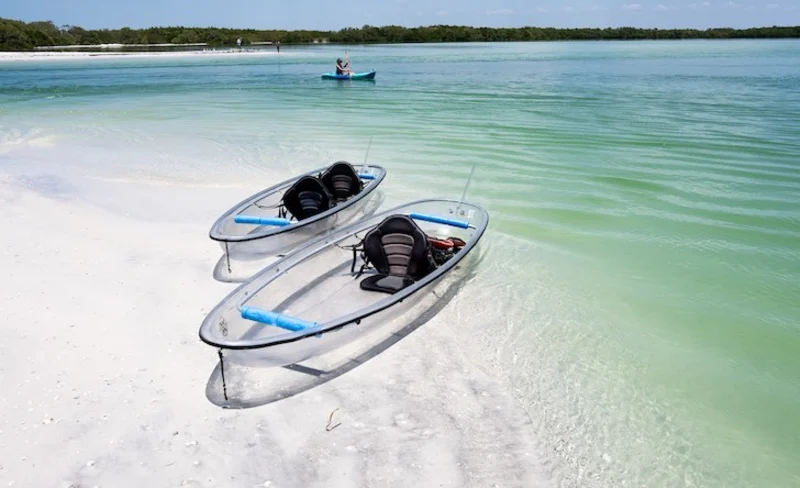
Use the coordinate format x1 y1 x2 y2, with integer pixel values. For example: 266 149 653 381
1 40 799 487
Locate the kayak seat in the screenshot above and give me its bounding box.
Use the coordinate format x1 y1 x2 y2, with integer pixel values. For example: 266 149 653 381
281 176 333 221
359 215 435 294
321 161 363 203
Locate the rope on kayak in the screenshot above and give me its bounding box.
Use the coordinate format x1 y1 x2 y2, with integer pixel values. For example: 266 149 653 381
253 200 288 219
218 349 229 402
224 242 231 275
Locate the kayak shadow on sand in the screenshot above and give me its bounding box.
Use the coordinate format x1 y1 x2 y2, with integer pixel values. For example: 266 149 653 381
203 249 485 409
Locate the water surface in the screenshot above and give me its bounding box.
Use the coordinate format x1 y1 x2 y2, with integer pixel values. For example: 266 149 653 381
2 40 799 487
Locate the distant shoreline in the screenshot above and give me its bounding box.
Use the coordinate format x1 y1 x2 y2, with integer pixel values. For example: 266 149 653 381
0 49 285 62
2 17 799 52
28 36 800 52
4 37 800 63
2 37 798 63
33 42 209 50
31 41 283 50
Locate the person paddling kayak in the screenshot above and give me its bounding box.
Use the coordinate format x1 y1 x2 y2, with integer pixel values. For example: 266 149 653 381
335 57 351 76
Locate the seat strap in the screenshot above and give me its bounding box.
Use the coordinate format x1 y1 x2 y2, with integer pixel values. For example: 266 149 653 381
354 245 372 277
426 245 439 271
355 250 374 278
338 242 370 275
350 245 361 273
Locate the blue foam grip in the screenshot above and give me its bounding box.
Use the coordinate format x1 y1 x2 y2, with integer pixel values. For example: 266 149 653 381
234 215 291 226
240 306 318 332
358 173 376 180
409 212 470 229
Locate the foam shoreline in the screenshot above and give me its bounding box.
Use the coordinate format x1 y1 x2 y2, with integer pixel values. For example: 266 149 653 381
0 173 552 488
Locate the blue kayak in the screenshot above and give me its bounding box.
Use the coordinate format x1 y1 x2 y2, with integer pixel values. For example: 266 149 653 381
321 70 376 80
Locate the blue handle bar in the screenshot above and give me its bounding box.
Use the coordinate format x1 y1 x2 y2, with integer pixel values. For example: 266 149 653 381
240 306 318 332
409 212 471 229
234 215 291 226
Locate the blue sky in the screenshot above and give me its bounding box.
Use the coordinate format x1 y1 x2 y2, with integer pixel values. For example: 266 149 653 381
3 0 799 30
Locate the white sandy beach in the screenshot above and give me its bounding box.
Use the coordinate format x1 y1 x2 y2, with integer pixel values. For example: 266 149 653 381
0 49 286 62
0 175 552 488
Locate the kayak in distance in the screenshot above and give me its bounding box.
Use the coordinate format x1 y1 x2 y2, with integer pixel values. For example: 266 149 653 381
321 70 376 80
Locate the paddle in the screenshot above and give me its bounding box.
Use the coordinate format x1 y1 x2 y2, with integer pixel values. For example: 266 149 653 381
361 136 372 174
454 163 476 217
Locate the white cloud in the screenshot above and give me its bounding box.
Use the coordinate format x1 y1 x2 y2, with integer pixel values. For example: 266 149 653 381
655 4 678 9
435 10 448 16
766 3 780 8
621 3 643 10
725 1 738 6
485 8 514 15
528 5 607 14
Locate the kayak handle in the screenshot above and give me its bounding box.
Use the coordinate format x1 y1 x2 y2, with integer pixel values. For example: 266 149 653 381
409 212 472 229
234 215 291 226
240 306 318 332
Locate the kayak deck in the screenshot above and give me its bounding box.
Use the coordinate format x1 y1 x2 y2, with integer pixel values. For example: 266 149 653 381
199 199 489 367
239 250 381 343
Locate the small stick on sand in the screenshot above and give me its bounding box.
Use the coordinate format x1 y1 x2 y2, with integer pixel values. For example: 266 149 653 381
326 408 341 432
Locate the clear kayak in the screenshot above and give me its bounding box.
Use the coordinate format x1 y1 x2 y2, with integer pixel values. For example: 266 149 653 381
321 70 376 80
209 161 387 282
199 198 489 368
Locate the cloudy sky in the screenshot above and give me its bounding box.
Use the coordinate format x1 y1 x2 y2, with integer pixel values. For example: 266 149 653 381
3 0 798 30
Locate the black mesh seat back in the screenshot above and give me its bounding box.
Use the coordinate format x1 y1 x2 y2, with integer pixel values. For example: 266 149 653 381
362 215 431 279
282 176 332 221
321 161 363 202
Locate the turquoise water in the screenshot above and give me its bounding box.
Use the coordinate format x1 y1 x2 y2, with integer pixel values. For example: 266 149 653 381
2 40 799 487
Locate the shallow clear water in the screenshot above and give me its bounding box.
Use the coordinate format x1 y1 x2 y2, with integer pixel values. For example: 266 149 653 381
2 40 799 487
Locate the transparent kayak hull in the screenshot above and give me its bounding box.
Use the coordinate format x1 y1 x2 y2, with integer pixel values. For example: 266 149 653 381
209 164 387 282
199 198 489 367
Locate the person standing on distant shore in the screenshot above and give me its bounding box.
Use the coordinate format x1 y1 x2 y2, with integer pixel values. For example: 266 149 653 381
236 37 242 50
276 41 280 53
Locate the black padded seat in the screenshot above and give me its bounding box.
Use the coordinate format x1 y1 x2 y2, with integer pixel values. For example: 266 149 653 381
321 161 363 203
359 215 435 294
281 176 333 221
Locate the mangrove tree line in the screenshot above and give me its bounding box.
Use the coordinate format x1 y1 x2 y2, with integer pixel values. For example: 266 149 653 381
2 17 799 51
